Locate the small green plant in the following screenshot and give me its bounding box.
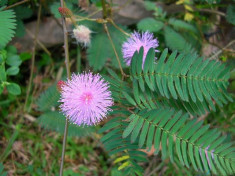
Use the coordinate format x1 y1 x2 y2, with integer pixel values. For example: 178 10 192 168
0 46 21 95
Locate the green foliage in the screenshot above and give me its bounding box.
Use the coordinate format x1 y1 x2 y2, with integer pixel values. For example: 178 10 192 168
6 82 21 95
0 65 6 82
105 68 212 117
38 111 95 137
50 2 62 18
6 53 22 67
137 15 201 54
130 48 232 110
0 46 21 95
195 0 221 4
140 1 208 54
0 125 19 162
137 18 164 32
20 52 32 61
123 108 235 175
0 0 7 6
144 1 166 18
164 26 194 54
0 7 16 48
99 110 147 176
207 99 235 134
36 84 60 112
88 33 110 70
226 5 235 25
0 163 7 176
90 0 101 4
105 71 208 116
168 18 198 34
162 158 200 175
143 1 157 11
102 47 234 175
14 6 32 20
87 25 128 70
102 69 131 106
6 66 19 75
14 6 33 37
1 1 232 175
168 19 201 52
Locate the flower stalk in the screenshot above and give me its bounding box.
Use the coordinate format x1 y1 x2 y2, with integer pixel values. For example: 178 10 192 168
59 0 71 175
104 24 128 78
24 3 42 112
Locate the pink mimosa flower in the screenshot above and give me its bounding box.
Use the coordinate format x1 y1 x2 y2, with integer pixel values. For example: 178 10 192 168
59 72 113 126
122 31 159 67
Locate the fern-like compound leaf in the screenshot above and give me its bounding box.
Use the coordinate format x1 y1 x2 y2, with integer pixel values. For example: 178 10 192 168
37 111 95 137
105 67 214 116
168 18 198 34
164 26 195 54
130 48 233 112
123 108 235 175
137 18 164 32
36 84 60 112
0 8 16 48
99 110 147 176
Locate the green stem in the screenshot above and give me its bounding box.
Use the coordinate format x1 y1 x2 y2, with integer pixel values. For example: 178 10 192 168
76 47 81 73
24 3 42 112
59 0 71 175
101 0 107 19
59 119 69 176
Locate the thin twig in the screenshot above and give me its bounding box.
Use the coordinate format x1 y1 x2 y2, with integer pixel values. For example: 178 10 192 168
108 18 130 36
197 8 226 17
75 16 97 22
223 48 235 54
59 0 71 175
23 113 36 122
4 0 29 10
59 118 69 176
25 28 51 56
87 9 102 18
209 40 235 60
104 24 128 78
24 4 42 112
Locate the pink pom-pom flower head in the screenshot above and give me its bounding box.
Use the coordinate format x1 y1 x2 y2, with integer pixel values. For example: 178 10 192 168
122 31 159 67
59 72 113 126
